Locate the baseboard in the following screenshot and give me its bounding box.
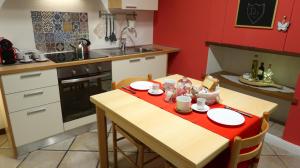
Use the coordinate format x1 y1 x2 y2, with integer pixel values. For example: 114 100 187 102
0 128 5 135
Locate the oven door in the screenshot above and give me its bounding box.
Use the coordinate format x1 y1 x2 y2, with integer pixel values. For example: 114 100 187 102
58 72 111 124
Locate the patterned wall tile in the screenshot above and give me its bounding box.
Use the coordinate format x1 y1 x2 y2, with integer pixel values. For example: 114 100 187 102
79 13 88 22
31 11 89 52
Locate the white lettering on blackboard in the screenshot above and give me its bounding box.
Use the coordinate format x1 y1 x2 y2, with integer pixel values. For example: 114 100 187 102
246 3 266 24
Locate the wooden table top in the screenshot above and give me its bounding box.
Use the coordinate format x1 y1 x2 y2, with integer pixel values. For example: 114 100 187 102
90 74 278 168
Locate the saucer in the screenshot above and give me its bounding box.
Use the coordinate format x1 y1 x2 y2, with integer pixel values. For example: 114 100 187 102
175 107 192 114
20 59 33 63
148 89 164 95
191 104 210 113
35 58 48 62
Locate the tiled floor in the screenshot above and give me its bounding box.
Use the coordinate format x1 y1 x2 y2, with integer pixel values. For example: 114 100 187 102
0 121 299 168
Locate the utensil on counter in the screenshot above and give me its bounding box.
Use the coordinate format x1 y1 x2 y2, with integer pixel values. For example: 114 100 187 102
122 87 136 94
224 106 253 118
109 16 113 42
111 15 117 42
105 15 109 41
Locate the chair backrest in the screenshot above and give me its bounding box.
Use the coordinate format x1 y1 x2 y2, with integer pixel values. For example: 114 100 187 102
112 74 153 90
228 112 270 168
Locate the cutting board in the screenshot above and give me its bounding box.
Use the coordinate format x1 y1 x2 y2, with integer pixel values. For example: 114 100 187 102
239 76 283 89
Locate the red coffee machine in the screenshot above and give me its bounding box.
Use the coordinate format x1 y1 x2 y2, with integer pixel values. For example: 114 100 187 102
0 38 17 65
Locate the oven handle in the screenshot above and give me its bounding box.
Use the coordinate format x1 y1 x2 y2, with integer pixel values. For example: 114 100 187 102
60 73 111 84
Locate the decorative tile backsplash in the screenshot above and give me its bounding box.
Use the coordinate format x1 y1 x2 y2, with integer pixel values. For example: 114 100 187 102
31 11 89 52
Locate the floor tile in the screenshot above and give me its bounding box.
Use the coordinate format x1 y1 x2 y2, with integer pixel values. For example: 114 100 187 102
58 151 98 168
279 155 300 168
69 132 98 151
0 148 27 168
268 123 285 138
107 132 137 152
261 143 276 155
105 151 164 168
19 150 65 168
268 143 293 156
42 137 75 151
257 156 286 168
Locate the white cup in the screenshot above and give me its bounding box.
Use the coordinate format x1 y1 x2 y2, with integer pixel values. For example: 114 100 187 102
23 54 31 61
176 96 192 112
197 98 206 110
152 83 160 92
163 79 176 90
38 53 47 60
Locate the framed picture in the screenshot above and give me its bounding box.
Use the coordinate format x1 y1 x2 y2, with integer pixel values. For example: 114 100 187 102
236 0 278 29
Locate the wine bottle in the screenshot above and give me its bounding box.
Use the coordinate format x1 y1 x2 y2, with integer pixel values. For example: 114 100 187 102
251 55 259 80
257 62 265 80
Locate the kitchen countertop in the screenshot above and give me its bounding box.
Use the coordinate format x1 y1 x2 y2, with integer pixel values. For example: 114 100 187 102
0 44 179 75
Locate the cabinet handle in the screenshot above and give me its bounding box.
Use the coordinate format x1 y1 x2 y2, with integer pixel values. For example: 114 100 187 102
20 73 42 79
129 59 141 63
126 6 137 9
24 91 44 98
27 108 46 116
145 56 155 60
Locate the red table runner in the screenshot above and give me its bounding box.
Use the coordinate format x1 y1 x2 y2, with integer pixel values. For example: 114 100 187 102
121 88 261 141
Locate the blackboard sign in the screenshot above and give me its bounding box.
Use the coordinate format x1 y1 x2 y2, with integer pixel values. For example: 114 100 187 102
236 0 278 29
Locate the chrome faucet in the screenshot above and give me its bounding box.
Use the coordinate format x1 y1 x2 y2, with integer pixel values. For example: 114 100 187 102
119 26 128 52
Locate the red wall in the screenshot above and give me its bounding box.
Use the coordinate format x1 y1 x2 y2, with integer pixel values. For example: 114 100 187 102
153 0 211 80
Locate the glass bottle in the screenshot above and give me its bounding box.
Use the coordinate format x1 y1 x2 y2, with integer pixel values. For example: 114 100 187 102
176 76 192 97
251 55 259 81
257 62 265 80
264 64 274 83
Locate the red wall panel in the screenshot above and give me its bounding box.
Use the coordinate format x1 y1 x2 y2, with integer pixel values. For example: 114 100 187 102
153 0 211 80
284 75 300 145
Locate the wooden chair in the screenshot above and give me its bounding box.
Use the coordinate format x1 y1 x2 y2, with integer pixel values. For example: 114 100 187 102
228 112 270 168
112 74 159 168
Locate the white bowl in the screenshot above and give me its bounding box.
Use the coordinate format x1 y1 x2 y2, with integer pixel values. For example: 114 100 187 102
196 88 220 105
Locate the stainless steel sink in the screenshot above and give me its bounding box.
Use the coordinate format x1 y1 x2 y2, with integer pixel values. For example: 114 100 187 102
93 47 162 57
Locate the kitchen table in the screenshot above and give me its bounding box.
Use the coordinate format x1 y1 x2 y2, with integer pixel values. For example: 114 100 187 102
90 74 278 168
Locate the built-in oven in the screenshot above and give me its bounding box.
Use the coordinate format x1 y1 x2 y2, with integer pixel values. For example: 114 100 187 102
56 62 112 129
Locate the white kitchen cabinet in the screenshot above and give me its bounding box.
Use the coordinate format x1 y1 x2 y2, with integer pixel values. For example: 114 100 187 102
6 86 60 113
1 69 58 94
1 69 63 147
10 102 63 147
112 54 167 82
109 0 158 10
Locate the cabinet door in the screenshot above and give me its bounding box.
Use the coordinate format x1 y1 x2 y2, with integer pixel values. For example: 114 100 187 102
207 0 228 42
143 55 167 79
284 0 300 53
10 102 63 146
284 74 300 145
222 0 294 50
122 0 158 10
112 57 146 82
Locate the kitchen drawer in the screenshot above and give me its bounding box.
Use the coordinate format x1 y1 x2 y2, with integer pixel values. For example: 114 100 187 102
10 102 63 147
1 69 58 94
6 85 60 113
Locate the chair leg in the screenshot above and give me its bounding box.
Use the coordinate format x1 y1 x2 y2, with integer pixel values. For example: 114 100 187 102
112 123 118 168
164 161 173 168
137 145 145 168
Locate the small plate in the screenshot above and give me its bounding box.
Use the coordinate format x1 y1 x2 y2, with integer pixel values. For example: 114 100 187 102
20 59 33 63
175 107 192 114
191 104 210 113
35 58 49 62
148 89 164 95
130 81 153 91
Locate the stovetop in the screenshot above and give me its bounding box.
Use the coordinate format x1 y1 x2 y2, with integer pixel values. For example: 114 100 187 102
46 52 109 63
